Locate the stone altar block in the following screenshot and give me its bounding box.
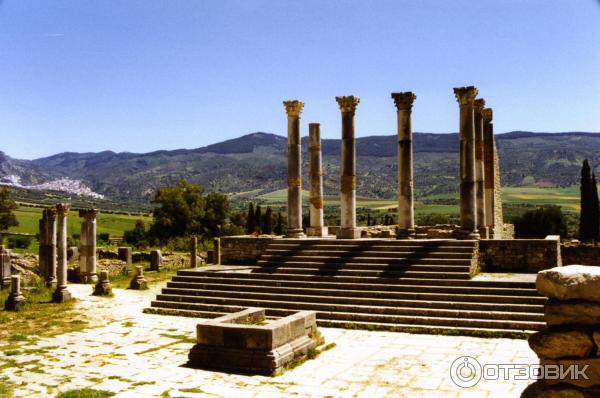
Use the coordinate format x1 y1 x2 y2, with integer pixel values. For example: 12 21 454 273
188 308 322 375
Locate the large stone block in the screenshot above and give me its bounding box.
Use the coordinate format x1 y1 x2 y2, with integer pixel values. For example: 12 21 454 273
594 331 600 356
521 381 600 398
189 308 322 375
537 265 600 302
545 300 600 326
529 329 594 359
541 358 600 388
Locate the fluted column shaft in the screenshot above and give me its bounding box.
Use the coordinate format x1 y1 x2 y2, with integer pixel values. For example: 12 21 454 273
483 108 497 236
474 99 488 238
307 123 328 237
392 92 417 239
283 100 306 238
336 95 361 240
39 208 57 288
79 209 98 283
454 86 480 239
52 203 72 303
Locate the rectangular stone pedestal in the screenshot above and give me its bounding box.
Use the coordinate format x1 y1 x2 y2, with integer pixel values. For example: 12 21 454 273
188 308 322 376
306 226 329 237
337 228 362 240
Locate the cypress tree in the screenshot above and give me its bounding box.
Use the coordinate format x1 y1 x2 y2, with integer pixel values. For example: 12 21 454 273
591 172 600 241
263 207 273 235
254 205 262 234
580 160 595 242
274 212 283 235
246 203 255 234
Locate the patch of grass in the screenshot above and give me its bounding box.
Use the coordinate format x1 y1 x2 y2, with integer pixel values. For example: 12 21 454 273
7 334 28 342
131 381 155 387
109 262 179 289
56 388 116 398
3 350 20 356
0 378 13 398
179 388 203 394
87 377 103 384
159 333 195 343
122 321 135 328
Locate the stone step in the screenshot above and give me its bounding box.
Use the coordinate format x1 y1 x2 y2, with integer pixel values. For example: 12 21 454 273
174 271 537 290
256 260 473 272
149 300 545 331
164 281 546 304
159 287 544 313
263 249 475 259
258 256 474 266
269 239 477 248
153 293 544 322
250 266 472 279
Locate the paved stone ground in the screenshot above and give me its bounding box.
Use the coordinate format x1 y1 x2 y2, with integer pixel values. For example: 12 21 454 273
0 283 537 398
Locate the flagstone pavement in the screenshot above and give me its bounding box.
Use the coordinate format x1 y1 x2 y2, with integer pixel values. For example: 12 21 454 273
0 283 537 398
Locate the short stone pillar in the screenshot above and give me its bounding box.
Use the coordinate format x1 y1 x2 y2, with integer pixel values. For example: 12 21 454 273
391 92 417 239
4 275 26 311
129 266 148 290
0 245 11 288
150 250 163 271
306 123 328 237
474 99 488 239
39 207 57 288
453 86 480 240
118 247 132 265
52 203 72 303
93 270 112 296
522 265 600 396
190 236 198 268
336 95 361 240
79 209 99 283
213 238 221 265
283 100 306 238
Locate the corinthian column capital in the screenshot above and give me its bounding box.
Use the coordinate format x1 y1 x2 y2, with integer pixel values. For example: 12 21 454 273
453 86 479 107
391 92 417 111
336 95 360 114
474 98 486 113
56 203 71 216
482 108 493 123
283 100 304 117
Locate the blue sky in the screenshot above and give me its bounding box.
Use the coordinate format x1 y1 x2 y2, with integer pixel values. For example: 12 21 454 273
1 0 599 159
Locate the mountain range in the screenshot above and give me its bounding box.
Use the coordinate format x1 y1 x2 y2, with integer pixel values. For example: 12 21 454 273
1 131 599 204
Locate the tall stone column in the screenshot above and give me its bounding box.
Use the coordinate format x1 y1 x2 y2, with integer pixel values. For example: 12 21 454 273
482 108 504 238
52 203 72 303
336 95 362 239
306 123 328 237
453 86 480 239
39 208 57 288
191 236 198 268
283 100 306 238
474 98 488 239
391 92 417 239
79 209 98 283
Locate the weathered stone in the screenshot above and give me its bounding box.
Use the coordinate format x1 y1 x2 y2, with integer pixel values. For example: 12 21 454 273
521 381 600 398
391 92 416 239
541 358 600 388
52 203 72 303
283 99 306 238
219 236 274 265
4 275 26 311
336 95 361 240
306 123 328 237
454 86 480 239
479 237 561 272
149 250 163 271
79 208 99 284
537 265 600 302
129 266 148 290
118 247 132 265
0 245 11 288
474 98 487 238
593 330 600 356
545 300 600 326
38 207 57 288
190 237 198 268
189 308 322 375
93 270 112 296
528 329 594 359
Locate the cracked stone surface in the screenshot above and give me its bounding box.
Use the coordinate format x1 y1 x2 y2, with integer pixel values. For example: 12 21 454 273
0 283 538 397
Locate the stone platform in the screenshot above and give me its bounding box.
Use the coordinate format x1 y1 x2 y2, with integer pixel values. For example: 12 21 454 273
188 308 322 375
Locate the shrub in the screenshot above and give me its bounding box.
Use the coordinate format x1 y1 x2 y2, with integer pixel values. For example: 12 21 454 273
513 206 567 239
7 235 34 249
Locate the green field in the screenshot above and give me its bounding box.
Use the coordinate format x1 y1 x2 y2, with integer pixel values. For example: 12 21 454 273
8 206 152 237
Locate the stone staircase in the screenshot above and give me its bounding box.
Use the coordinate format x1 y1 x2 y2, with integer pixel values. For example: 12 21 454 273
146 239 546 337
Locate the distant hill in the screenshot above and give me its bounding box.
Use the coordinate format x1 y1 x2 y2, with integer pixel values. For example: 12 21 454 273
1 131 600 203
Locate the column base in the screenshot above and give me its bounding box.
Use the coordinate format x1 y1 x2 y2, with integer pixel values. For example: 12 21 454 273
93 281 112 296
45 277 57 289
1 277 10 289
454 229 481 240
337 228 362 240
396 228 416 240
286 229 307 239
81 273 99 284
478 227 489 240
129 277 148 290
52 287 72 303
306 226 329 237
4 294 26 311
